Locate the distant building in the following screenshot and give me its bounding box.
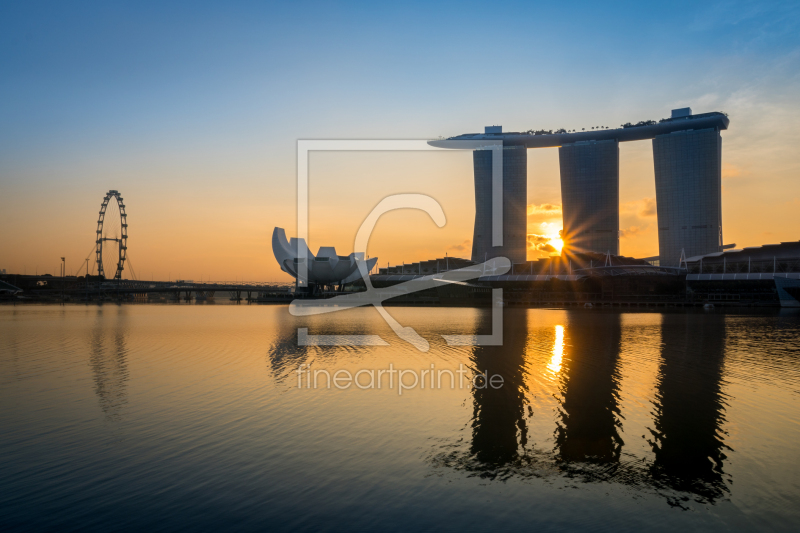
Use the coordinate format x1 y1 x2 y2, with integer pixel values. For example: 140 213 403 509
271 227 377 291
471 144 527 265
684 241 800 307
430 109 730 264
378 256 475 275
654 127 722 266
559 139 619 255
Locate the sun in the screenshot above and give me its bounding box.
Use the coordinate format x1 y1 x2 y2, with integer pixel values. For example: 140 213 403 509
527 223 565 256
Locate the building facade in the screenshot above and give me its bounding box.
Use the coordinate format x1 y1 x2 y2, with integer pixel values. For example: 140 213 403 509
653 128 722 266
559 139 620 255
471 145 527 265
432 110 730 266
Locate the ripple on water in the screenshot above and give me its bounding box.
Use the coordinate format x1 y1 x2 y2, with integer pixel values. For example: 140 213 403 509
1 305 799 532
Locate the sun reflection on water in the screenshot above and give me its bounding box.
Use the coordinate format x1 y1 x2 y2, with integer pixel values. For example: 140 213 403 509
547 324 564 374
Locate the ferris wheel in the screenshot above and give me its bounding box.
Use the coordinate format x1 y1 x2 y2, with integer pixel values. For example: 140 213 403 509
95 190 128 279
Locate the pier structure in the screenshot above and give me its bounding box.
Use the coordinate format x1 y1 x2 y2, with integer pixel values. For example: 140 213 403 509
0 276 294 303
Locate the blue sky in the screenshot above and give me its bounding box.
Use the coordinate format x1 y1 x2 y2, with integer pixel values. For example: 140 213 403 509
3 1 798 145
2 1 799 278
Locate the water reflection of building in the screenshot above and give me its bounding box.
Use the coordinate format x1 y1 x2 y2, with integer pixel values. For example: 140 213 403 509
266 315 311 380
554 313 623 463
649 314 730 501
469 309 529 467
89 308 129 421
435 309 733 504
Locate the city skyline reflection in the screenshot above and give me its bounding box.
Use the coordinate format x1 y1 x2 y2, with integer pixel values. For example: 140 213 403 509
428 309 732 504
2 305 799 530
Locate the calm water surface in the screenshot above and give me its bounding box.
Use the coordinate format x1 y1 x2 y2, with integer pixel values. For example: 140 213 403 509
1 304 800 531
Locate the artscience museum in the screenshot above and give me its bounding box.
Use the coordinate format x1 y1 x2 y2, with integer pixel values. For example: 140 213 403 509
272 227 377 291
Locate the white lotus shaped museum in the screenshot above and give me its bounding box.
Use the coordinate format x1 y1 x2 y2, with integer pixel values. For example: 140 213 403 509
272 227 377 286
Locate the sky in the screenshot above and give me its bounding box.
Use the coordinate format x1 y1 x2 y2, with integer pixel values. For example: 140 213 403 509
1 1 799 280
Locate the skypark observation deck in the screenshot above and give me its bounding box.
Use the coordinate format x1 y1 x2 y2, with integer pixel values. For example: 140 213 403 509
429 110 730 267
431 112 729 148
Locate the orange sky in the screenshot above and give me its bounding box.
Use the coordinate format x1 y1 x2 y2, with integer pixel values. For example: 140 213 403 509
2 106 798 283
2 3 800 282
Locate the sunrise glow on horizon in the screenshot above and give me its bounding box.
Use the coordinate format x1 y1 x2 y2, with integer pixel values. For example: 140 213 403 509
1 2 799 281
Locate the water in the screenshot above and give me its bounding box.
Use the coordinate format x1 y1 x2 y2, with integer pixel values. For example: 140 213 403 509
1 304 799 531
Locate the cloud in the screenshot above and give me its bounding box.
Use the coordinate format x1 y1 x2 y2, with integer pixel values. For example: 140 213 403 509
722 163 742 180
527 234 549 245
694 92 720 108
527 203 562 216
619 225 643 238
446 239 470 253
539 221 562 232
621 197 657 217
638 197 657 217
527 233 559 255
